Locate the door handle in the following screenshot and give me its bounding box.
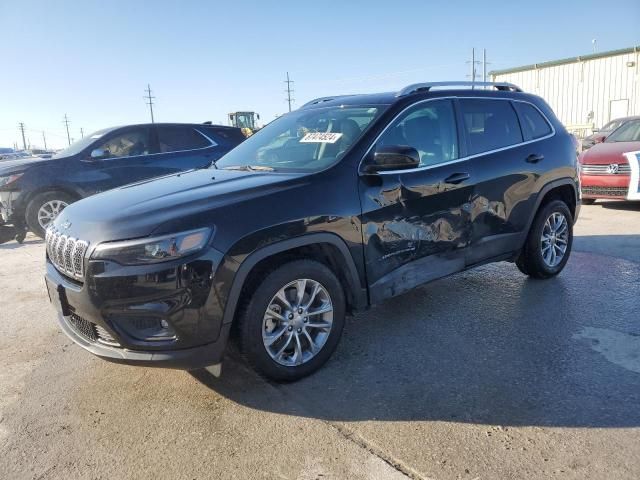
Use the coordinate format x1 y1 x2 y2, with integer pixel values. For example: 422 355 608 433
444 172 470 184
526 153 544 163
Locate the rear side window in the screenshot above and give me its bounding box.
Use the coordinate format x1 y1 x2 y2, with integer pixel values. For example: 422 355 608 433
156 126 212 153
459 99 523 155
514 102 552 140
203 127 246 146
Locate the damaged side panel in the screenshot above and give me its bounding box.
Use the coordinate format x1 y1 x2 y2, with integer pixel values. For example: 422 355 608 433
359 163 475 304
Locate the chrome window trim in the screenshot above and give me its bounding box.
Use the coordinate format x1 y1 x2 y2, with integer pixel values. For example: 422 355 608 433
94 127 217 162
358 96 556 175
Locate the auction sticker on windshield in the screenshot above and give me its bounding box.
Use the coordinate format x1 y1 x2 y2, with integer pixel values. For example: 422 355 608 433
300 132 343 143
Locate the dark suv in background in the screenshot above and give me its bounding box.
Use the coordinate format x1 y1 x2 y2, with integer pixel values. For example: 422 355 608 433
44 81 580 381
0 123 245 238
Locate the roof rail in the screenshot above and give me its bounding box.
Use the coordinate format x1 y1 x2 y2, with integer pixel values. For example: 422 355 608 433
396 81 522 97
301 94 356 108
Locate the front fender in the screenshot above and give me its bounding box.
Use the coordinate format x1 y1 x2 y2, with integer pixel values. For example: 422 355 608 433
216 231 367 326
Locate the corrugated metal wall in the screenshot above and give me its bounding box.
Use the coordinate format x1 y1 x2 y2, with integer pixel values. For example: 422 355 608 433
492 50 640 133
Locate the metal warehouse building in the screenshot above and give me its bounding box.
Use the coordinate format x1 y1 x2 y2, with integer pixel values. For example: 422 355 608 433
490 46 640 136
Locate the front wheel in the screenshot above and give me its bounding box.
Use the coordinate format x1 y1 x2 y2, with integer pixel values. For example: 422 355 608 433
516 200 573 279
25 191 76 238
237 259 346 382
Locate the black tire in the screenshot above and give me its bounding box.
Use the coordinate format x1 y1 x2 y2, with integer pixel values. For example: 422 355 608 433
516 199 573 279
581 198 596 205
25 190 76 238
237 259 346 382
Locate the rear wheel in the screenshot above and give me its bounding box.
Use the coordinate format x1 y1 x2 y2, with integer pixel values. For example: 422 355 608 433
516 200 573 279
25 191 76 238
237 259 346 382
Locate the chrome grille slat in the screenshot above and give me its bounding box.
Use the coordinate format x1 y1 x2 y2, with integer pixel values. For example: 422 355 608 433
45 227 89 281
581 164 631 175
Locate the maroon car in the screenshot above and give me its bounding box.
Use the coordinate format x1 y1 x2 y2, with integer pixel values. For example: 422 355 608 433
579 118 640 203
581 116 640 150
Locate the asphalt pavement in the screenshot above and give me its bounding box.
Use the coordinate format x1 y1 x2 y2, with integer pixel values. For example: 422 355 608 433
1 200 639 480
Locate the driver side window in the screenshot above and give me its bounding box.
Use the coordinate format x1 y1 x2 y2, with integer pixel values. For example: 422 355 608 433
96 129 151 159
378 100 458 167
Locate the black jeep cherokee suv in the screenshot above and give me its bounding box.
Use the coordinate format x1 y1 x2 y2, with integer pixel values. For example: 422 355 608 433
45 81 580 381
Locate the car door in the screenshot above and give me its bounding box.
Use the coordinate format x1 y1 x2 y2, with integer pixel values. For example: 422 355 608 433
358 99 476 303
459 98 553 265
67 126 155 195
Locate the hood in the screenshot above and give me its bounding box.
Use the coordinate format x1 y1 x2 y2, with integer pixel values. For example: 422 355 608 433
52 168 305 244
579 141 640 165
0 155 53 174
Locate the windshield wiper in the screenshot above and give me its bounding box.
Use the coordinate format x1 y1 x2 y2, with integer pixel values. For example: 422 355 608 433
222 165 275 172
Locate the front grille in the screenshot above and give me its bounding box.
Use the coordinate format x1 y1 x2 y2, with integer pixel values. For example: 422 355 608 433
45 227 89 280
68 313 97 342
67 313 121 346
581 163 631 175
582 186 628 197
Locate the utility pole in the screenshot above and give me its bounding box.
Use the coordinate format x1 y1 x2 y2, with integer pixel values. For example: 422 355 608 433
144 84 155 123
42 131 47 150
80 128 84 138
284 72 294 112
470 48 475 88
63 114 71 146
18 122 27 150
483 48 487 84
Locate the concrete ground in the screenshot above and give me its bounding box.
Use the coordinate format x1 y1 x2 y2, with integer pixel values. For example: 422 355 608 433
1 200 639 480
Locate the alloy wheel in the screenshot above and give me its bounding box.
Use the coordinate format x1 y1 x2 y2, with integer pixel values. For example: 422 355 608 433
37 200 68 229
261 278 333 367
540 211 569 267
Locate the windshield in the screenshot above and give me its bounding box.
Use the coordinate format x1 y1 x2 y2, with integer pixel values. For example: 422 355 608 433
215 106 382 172
599 120 621 132
235 113 255 129
605 120 640 143
53 127 113 158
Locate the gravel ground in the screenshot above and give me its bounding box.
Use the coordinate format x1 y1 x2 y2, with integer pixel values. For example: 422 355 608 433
0 200 639 480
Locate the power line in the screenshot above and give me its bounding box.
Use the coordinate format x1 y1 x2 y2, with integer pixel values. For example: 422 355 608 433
63 114 71 146
18 122 27 150
144 84 155 123
466 48 490 88
284 72 295 112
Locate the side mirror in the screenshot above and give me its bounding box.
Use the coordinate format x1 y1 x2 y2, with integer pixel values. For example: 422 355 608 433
90 148 108 159
594 134 606 144
363 145 420 173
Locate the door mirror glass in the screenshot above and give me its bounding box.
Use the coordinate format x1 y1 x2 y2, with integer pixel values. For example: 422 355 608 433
90 148 109 159
364 145 420 173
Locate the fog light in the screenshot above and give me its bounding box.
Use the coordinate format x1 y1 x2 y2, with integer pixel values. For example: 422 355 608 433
113 316 176 342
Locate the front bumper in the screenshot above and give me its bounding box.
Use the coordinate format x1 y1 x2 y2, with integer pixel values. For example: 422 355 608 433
580 174 630 199
45 247 231 369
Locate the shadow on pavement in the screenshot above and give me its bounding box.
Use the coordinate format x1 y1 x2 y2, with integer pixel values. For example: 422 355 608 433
0 237 42 249
596 200 640 211
191 253 640 428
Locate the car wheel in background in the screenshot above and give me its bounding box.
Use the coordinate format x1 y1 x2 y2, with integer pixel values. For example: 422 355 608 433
25 191 76 238
237 259 346 382
516 199 574 279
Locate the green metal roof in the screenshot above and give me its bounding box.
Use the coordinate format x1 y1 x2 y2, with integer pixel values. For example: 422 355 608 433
489 45 640 76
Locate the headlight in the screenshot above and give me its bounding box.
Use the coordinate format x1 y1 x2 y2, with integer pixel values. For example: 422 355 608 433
92 228 212 265
0 173 24 187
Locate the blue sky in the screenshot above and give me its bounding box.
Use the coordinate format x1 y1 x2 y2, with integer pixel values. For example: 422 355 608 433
1 0 638 149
